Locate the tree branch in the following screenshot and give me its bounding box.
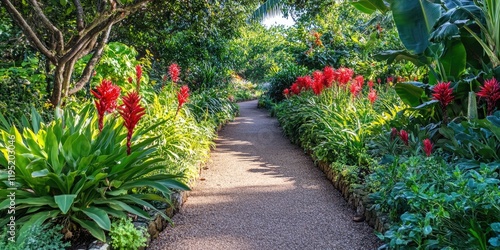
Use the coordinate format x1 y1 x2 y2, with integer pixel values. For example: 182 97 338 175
69 24 112 95
74 0 85 31
1 0 56 62
29 0 64 53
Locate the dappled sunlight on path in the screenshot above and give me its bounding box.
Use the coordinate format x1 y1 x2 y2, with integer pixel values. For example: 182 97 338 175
148 100 381 250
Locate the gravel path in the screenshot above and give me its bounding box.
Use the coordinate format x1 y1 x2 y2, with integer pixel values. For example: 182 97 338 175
149 100 381 250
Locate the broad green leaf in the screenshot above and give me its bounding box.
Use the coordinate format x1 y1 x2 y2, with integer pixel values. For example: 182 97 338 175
391 0 442 54
395 82 426 107
54 194 77 214
82 207 111 231
72 216 107 242
350 0 389 14
440 41 466 80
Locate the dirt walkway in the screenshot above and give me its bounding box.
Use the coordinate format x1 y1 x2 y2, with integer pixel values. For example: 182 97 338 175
149 100 381 250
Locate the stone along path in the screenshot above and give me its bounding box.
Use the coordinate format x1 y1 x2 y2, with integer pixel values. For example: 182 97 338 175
149 100 381 250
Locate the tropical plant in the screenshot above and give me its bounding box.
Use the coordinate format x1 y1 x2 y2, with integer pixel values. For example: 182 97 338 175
0 104 189 242
0 222 70 250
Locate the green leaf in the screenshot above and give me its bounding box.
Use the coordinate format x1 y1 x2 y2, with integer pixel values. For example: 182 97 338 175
391 0 442 54
350 0 389 14
72 216 107 242
82 207 111 231
395 82 426 107
54 194 77 214
423 225 433 236
375 50 429 66
440 41 466 80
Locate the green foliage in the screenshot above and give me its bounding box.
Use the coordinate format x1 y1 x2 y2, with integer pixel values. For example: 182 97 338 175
110 217 148 250
0 104 189 242
267 64 309 102
0 222 69 250
369 156 500 249
437 112 500 163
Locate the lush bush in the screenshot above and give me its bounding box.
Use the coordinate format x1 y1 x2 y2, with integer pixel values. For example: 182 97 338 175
0 103 189 242
110 217 148 250
266 64 309 102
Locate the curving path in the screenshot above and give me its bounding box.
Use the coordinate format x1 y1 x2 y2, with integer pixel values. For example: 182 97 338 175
149 100 381 250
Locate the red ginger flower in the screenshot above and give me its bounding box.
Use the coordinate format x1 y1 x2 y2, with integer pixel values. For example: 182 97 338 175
312 71 324 95
169 63 181 83
176 85 190 116
118 91 145 155
477 78 500 115
323 66 335 87
135 65 142 91
337 67 354 86
423 139 433 157
296 76 314 91
368 80 374 89
91 79 121 131
291 83 300 95
390 127 398 141
400 129 409 146
432 82 454 107
368 89 377 105
283 88 290 97
350 82 362 98
354 75 364 88
432 81 454 124
127 77 133 84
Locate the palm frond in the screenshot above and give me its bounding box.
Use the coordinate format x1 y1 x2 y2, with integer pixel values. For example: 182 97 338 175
249 0 284 22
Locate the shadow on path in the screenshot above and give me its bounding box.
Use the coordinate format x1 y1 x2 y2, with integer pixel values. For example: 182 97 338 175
148 100 381 250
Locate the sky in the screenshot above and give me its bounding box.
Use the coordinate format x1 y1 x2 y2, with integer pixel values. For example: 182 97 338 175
262 15 295 28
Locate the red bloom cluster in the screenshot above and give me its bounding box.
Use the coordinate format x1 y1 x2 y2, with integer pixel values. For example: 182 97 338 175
336 67 354 86
135 65 142 91
169 63 181 83
477 78 500 115
91 79 121 131
283 66 357 97
423 139 433 157
400 129 409 146
118 91 146 155
390 127 398 141
432 81 454 124
177 85 190 116
432 82 454 107
312 71 324 95
368 89 377 105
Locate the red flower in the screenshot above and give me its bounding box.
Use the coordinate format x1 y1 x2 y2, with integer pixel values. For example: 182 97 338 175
91 79 121 131
135 65 142 91
118 92 145 155
368 89 377 105
477 78 500 115
168 63 181 83
432 81 454 124
400 129 409 146
377 78 381 84
127 77 133 84
349 82 362 98
283 88 290 97
390 127 398 141
354 75 364 88
432 82 454 107
296 76 314 91
323 66 335 87
312 71 324 95
368 80 374 89
291 83 300 95
176 85 190 116
337 67 354 86
387 76 393 83
423 139 433 157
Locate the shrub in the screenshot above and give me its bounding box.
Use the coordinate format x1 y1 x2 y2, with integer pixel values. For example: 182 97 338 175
110 217 148 250
0 222 69 250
